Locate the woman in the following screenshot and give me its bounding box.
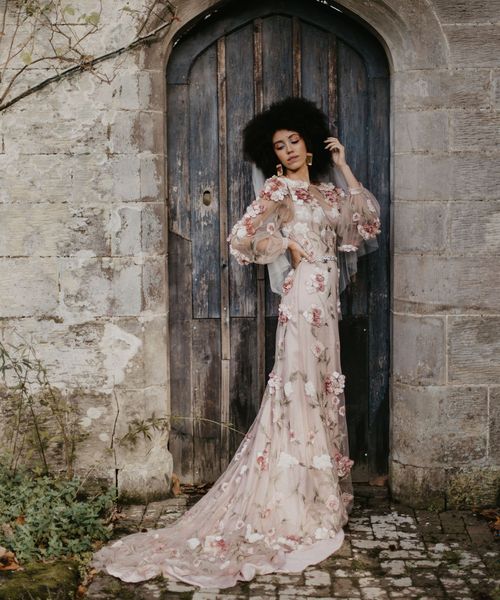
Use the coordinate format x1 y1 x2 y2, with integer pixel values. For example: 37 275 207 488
92 96 381 589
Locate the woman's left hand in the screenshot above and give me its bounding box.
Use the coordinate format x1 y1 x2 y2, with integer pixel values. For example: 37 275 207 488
324 137 347 166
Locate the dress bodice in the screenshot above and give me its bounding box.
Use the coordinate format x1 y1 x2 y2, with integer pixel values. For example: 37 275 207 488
279 176 340 260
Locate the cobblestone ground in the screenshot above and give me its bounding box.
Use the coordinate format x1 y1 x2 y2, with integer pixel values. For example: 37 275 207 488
86 485 499 600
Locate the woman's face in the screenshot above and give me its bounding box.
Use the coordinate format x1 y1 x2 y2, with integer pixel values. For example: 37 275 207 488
272 129 308 173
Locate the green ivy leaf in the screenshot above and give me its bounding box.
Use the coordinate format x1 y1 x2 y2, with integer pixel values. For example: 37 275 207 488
63 5 75 15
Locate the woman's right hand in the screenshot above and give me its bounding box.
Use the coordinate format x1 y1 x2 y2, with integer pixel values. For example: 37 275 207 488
287 239 313 268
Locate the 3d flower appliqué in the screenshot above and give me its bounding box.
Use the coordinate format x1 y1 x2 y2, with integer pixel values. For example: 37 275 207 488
303 304 324 327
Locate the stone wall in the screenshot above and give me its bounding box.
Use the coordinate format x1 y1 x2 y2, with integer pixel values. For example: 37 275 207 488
0 0 498 507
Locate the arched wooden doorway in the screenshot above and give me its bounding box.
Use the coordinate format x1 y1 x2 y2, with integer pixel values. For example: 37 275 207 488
166 0 390 485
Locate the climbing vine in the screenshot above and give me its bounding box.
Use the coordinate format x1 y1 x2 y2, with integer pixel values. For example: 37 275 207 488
0 0 177 111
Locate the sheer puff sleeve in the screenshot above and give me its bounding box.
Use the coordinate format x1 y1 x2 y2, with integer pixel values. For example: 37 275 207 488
228 176 293 266
321 175 382 294
336 182 381 252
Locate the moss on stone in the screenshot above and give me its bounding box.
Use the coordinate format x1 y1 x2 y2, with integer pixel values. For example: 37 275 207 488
446 468 500 509
0 560 79 600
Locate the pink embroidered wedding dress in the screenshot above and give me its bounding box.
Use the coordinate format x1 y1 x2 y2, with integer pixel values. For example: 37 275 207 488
92 174 381 589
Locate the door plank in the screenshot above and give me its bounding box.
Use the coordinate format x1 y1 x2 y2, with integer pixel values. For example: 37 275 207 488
190 45 221 319
192 319 221 483
167 84 190 239
167 232 193 482
226 24 257 319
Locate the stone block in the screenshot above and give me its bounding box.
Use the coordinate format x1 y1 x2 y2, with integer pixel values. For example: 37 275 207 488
394 110 449 152
389 460 447 509
138 70 165 111
1 109 108 155
0 258 58 318
451 153 500 200
432 0 500 24
393 201 448 253
0 319 110 390
110 316 167 389
109 204 143 256
109 202 165 256
70 390 116 479
395 153 500 201
392 314 446 384
391 383 488 467
0 203 109 257
140 154 164 201
450 111 500 151
137 111 165 155
142 202 166 254
449 200 500 256
112 386 173 502
142 256 167 313
448 316 500 384
393 70 491 110
106 110 137 155
394 154 453 201
110 155 142 201
59 257 142 318
394 256 500 314
494 70 500 110
489 387 500 462
443 24 500 67
70 153 114 205
0 154 73 204
445 465 500 508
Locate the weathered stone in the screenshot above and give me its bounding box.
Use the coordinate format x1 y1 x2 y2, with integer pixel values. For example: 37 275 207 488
443 24 500 67
494 70 500 110
137 110 165 155
449 200 500 256
432 0 500 24
391 383 488 467
450 111 500 151
59 257 143 318
0 203 109 257
394 110 449 152
394 153 453 201
393 69 491 110
389 461 447 509
392 314 446 384
448 317 500 383
394 256 500 314
0 257 59 317
393 201 448 253
140 153 164 201
395 152 500 201
489 387 500 462
445 466 500 508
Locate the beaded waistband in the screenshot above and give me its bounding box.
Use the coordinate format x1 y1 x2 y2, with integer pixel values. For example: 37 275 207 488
300 254 338 264
314 254 337 263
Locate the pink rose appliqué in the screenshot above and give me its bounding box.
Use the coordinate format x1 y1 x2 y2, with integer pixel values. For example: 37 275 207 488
278 303 293 324
303 304 324 327
334 452 354 478
324 371 346 395
306 267 327 294
282 270 295 295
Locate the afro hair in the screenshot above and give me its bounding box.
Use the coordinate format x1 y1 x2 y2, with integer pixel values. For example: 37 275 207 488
242 96 333 181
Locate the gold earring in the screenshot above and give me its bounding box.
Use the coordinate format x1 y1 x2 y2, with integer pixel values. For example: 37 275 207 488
306 153 313 166
276 163 284 176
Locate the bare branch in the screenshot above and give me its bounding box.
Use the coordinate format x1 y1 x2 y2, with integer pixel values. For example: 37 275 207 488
0 0 177 112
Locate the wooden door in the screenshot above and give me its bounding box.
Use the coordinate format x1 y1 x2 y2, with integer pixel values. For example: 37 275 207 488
166 0 390 485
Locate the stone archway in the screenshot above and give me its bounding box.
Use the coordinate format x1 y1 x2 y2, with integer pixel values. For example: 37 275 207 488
142 0 453 507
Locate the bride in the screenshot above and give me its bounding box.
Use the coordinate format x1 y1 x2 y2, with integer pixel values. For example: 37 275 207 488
92 96 381 589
